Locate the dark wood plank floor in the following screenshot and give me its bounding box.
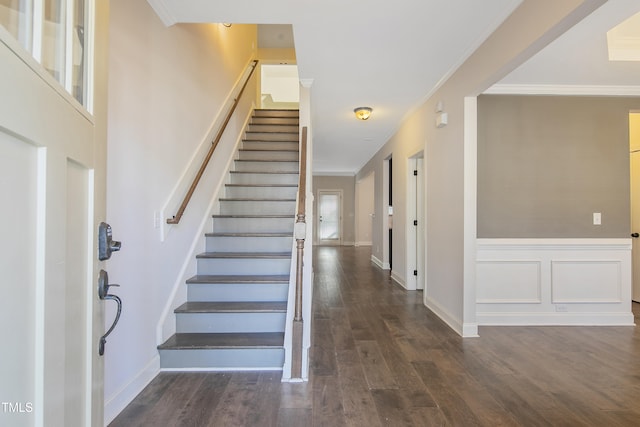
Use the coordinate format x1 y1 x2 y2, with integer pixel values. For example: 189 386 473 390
110 246 640 427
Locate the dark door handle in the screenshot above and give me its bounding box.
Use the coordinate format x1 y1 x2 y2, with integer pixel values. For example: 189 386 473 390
632 233 639 238
98 270 122 356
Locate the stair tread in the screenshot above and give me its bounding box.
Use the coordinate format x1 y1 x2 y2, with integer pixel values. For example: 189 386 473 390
226 184 297 187
235 159 299 162
187 274 290 284
175 301 287 313
239 148 299 152
206 232 293 237
230 171 299 175
213 214 295 218
220 198 296 201
158 332 285 349
196 251 291 259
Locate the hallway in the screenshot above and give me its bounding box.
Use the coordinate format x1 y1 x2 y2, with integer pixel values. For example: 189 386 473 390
110 246 640 426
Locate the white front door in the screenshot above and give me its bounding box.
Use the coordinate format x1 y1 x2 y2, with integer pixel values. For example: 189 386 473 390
0 24 107 427
318 190 342 245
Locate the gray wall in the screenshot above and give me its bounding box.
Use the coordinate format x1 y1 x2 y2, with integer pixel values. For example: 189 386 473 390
313 175 356 245
478 95 639 238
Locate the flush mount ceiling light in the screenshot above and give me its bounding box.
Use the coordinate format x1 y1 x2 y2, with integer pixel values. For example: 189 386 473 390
354 107 372 121
223 23 232 27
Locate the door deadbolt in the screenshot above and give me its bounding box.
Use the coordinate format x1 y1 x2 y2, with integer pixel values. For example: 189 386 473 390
98 222 121 261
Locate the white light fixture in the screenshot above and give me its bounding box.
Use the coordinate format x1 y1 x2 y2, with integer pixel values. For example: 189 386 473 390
354 107 372 120
435 112 448 128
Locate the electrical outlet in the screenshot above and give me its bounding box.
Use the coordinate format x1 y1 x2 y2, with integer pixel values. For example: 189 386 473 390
555 304 568 312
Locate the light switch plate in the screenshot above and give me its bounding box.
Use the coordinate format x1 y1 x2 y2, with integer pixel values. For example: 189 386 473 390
593 212 601 225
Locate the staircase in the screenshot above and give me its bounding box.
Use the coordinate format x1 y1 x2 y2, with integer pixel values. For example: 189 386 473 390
158 109 300 370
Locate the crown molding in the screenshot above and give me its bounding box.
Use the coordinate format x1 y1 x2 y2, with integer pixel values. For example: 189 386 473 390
146 0 177 27
484 84 640 97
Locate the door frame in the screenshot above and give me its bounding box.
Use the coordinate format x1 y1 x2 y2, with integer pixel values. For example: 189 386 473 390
317 189 343 246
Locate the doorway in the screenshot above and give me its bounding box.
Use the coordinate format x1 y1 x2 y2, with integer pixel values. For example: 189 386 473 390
318 190 343 245
356 172 375 246
260 64 300 109
630 112 640 302
385 157 393 271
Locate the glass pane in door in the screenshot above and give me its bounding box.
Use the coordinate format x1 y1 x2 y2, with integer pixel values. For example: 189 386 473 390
71 0 85 104
42 0 64 83
0 0 32 50
319 193 339 240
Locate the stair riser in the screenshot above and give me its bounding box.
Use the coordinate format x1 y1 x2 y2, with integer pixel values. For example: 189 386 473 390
238 150 299 161
206 236 293 252
242 141 299 151
176 313 286 333
234 160 299 172
219 200 296 215
187 282 288 302
225 186 298 199
253 110 299 118
159 348 285 369
197 257 291 275
230 172 298 185
251 117 299 126
247 124 299 133
213 217 294 234
244 132 298 142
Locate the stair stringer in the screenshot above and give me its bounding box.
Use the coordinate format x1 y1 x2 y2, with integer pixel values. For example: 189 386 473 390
156 108 254 345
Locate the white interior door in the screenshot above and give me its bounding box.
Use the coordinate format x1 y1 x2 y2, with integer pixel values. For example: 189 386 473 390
406 156 425 291
630 112 640 302
318 190 342 245
416 158 425 291
0 32 105 426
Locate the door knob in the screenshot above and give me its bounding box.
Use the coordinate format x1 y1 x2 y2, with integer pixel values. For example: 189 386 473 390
632 233 639 238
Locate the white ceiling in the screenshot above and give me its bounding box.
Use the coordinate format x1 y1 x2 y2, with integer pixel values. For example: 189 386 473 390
489 0 640 91
147 0 640 175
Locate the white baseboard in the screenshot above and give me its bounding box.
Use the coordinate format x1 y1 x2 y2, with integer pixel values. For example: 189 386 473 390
390 270 406 289
355 241 372 247
104 355 160 425
371 254 390 270
424 295 465 337
477 312 635 326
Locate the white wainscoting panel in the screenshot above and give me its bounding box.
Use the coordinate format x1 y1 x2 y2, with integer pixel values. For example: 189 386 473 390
551 260 622 303
476 239 634 326
477 260 541 303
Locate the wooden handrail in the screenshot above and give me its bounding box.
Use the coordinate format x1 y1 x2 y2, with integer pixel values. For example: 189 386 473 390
291 126 308 378
167 59 259 224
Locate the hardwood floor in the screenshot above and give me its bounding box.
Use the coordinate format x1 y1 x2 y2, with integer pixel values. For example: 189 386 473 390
110 246 640 426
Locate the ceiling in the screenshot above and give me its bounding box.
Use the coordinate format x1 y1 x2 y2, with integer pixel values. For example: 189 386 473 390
147 0 640 175
489 0 640 92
